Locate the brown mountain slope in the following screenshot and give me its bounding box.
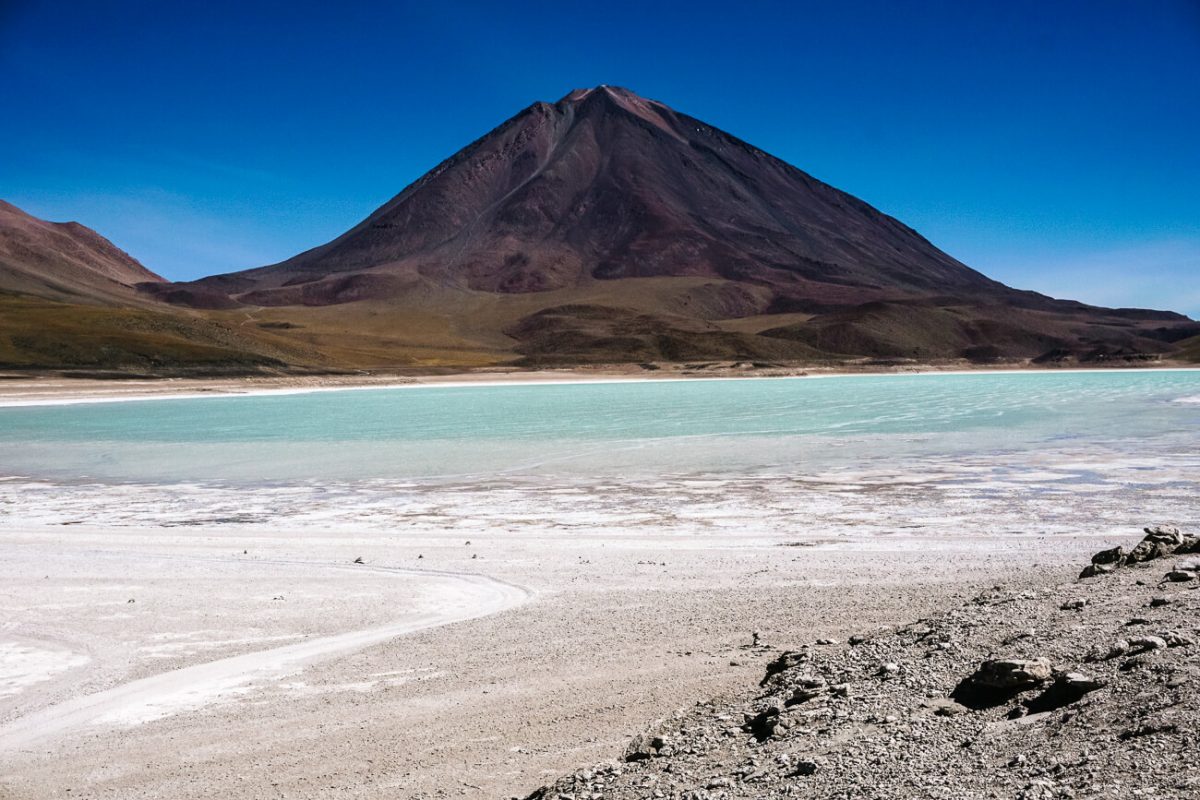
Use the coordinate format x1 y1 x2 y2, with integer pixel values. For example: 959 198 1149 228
147 86 1193 367
0 201 328 373
0 200 164 304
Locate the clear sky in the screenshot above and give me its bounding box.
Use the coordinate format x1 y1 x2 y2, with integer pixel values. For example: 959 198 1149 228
2 0 1197 316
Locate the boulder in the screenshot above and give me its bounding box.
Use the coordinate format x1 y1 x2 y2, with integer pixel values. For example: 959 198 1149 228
1080 562 1117 579
624 732 667 762
1128 539 1172 564
1159 630 1194 648
971 658 1053 689
1091 545 1127 566
951 657 1053 709
1143 525 1183 544
743 706 782 741
1129 635 1167 653
1176 535 1200 554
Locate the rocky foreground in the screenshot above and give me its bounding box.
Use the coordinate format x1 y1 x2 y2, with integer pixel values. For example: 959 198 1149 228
523 527 1199 799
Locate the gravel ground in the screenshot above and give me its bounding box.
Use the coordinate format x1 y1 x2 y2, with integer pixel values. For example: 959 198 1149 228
524 527 1199 800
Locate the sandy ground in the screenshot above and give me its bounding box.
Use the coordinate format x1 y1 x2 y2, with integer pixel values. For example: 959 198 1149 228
0 514 1124 800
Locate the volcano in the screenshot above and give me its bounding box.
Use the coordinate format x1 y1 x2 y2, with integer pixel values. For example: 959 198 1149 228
154 86 1193 366
186 85 1011 310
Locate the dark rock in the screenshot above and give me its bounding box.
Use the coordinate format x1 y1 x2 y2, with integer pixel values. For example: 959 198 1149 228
759 650 808 686
971 658 1053 689
624 733 667 762
1118 722 1179 740
951 658 1052 709
1129 635 1167 652
1143 525 1183 544
743 706 782 742
1128 539 1171 564
1091 546 1127 566
1159 630 1194 647
1079 562 1117 579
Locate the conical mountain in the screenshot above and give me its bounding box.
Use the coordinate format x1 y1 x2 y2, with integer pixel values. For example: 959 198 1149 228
195 86 1004 307
168 87 1193 366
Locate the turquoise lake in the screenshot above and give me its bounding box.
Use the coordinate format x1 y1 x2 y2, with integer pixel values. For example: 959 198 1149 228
1 370 1198 485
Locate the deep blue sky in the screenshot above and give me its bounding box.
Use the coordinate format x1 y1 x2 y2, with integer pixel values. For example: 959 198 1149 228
2 0 1198 316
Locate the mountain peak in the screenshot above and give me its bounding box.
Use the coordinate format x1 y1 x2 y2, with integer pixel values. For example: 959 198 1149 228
557 85 642 104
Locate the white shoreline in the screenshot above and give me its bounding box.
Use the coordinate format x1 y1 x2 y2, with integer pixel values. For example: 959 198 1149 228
1 367 1197 409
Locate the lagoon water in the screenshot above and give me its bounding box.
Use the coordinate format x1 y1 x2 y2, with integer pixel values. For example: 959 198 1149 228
2 370 1198 538
1 370 1199 482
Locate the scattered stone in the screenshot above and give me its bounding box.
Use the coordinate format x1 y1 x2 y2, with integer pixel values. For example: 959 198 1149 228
1165 570 1195 582
523 526 1198 800
1118 722 1178 740
929 698 968 717
1129 635 1167 653
1159 630 1193 648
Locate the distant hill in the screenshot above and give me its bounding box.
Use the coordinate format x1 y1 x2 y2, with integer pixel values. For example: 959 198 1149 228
0 202 316 373
4 87 1197 372
0 200 163 304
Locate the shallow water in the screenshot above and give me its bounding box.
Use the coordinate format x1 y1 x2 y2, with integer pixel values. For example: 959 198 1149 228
1 371 1197 537
1 371 1198 483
